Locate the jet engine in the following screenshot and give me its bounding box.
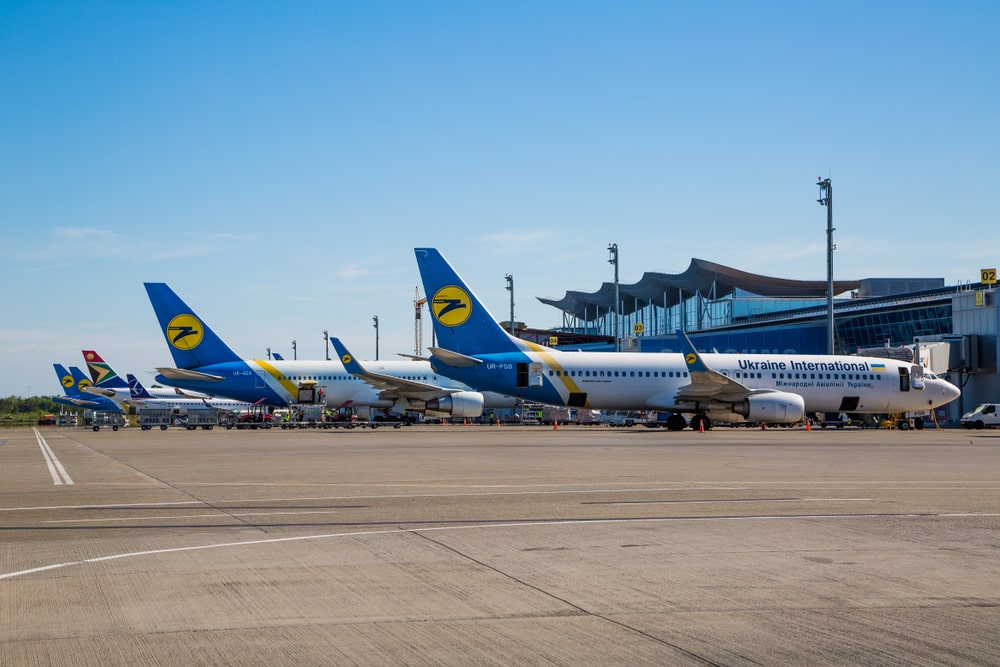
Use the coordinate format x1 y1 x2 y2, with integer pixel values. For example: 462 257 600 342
733 392 806 423
425 392 485 418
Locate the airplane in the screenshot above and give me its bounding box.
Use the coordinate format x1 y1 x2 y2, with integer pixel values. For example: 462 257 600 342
144 282 520 418
413 247 962 430
51 364 122 411
329 337 496 417
126 374 255 415
80 350 209 405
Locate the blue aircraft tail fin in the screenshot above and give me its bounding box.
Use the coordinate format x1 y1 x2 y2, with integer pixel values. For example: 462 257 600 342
54 364 78 395
413 248 521 356
144 283 243 369
68 366 95 395
127 374 155 400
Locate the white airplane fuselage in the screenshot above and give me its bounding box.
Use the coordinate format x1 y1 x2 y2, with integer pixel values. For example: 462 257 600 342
155 358 518 413
439 347 958 418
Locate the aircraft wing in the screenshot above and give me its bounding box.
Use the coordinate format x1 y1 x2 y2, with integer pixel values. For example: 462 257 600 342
81 385 117 398
330 337 461 399
674 330 754 404
53 395 105 408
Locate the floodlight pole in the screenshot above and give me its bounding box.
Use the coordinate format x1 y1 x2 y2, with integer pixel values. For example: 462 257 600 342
817 178 834 354
323 329 329 361
505 274 515 335
608 243 620 352
373 316 380 360
292 339 297 360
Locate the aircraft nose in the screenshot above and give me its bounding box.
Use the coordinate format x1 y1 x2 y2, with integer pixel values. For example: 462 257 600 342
941 380 961 404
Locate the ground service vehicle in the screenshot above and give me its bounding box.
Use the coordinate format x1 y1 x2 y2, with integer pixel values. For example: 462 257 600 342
819 412 851 428
961 404 1000 429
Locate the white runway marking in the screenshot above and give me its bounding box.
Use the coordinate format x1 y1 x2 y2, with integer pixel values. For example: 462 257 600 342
33 427 73 485
2 512 997 581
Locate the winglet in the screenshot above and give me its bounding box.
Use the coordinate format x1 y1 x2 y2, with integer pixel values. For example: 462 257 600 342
677 329 712 374
329 338 369 376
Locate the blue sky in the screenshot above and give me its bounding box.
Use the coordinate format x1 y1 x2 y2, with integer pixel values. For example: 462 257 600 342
2 1 997 398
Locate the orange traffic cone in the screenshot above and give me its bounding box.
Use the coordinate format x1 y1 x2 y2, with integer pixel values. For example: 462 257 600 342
698 419 704 433
553 421 559 430
805 420 811 431
760 422 766 430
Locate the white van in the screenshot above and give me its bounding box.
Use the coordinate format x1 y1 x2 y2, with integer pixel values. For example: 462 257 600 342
961 404 1000 429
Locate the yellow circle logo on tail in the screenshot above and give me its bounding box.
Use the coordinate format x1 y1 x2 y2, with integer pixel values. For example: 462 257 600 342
341 354 352 365
166 314 204 351
77 379 92 392
431 286 472 327
61 374 74 388
685 353 697 366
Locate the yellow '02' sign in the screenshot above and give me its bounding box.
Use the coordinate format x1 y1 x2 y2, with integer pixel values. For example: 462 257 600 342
982 268 997 285
633 322 644 334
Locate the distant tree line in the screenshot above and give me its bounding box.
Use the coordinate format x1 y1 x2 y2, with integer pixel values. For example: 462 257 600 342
0 395 66 415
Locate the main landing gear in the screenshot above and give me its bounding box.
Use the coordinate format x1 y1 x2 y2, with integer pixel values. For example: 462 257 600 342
662 413 710 431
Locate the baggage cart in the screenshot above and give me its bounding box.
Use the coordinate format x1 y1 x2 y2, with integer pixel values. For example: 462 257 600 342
185 407 220 430
139 408 174 431
92 411 125 432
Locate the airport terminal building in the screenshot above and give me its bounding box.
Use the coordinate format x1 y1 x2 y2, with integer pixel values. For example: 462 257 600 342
535 258 998 423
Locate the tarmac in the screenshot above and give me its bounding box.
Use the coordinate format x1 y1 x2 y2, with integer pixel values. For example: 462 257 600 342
2 423 998 666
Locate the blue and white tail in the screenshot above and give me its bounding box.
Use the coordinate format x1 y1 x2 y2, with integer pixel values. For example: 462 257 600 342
413 248 522 356
53 364 79 396
144 283 242 369
69 366 95 395
52 364 110 408
127 374 156 400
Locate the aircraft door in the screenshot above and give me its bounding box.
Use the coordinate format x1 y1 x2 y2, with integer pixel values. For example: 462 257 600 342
910 364 925 390
529 363 544 388
255 370 268 390
516 363 528 388
898 367 910 392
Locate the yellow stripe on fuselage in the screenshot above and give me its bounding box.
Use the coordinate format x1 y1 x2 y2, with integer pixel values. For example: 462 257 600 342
252 359 299 397
524 341 587 404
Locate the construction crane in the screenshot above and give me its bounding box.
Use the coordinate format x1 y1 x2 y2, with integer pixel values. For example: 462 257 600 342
414 287 427 356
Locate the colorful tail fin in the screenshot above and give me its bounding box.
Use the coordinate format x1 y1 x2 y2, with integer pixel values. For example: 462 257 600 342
82 350 129 388
144 283 243 369
413 248 521 356
127 374 156 400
